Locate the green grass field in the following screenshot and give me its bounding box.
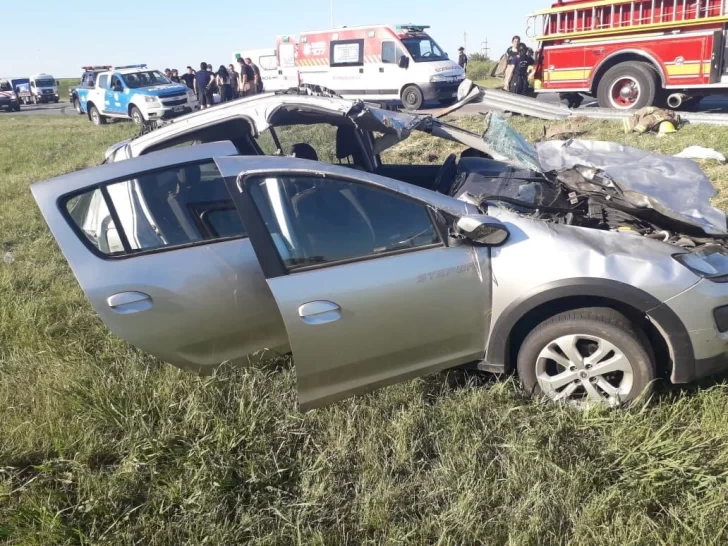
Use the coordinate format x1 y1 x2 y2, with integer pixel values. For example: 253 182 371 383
3 114 728 545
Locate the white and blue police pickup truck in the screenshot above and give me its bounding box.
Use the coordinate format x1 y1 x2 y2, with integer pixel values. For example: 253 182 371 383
77 65 199 126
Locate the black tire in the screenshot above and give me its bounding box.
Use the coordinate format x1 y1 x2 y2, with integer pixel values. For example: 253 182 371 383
401 85 424 111
597 61 658 110
73 98 82 115
130 106 144 125
517 307 655 406
13 103 20 112
89 105 106 126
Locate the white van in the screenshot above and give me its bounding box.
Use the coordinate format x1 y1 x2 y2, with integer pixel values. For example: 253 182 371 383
235 24 465 110
30 73 59 104
232 49 297 92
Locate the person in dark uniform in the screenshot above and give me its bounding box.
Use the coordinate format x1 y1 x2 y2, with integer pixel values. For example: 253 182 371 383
181 66 195 89
170 69 181 84
458 47 468 73
246 58 263 93
505 36 534 95
194 62 214 108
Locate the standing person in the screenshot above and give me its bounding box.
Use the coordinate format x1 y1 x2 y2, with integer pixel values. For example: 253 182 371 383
164 68 172 80
504 36 534 95
216 65 233 103
194 62 214 109
228 64 239 99
170 69 181 83
457 47 468 73
246 57 263 93
237 57 255 97
181 66 195 89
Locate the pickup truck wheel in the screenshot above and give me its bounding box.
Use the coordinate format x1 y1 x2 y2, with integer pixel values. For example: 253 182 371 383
402 85 424 111
89 105 106 126
73 98 82 115
517 307 655 407
130 106 144 125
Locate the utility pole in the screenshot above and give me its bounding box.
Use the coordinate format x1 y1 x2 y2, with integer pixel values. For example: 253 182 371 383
481 39 490 59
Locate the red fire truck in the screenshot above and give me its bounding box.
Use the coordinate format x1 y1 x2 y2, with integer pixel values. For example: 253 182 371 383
529 0 728 109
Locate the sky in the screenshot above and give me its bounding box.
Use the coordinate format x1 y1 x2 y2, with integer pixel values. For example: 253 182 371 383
2 0 545 78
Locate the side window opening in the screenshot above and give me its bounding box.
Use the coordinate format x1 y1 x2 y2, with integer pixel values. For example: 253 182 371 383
382 41 396 64
64 161 246 257
330 39 364 67
248 175 441 270
98 74 109 89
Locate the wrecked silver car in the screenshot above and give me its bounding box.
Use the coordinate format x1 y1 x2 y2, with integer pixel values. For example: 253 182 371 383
31 89 728 410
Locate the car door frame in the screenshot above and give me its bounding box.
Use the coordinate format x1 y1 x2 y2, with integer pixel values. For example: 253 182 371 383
32 141 291 373
216 158 494 410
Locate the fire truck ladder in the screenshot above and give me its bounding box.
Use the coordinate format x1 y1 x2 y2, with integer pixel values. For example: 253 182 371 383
528 0 728 41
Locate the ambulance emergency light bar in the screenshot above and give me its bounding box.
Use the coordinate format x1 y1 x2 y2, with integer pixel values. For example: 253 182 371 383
396 25 430 33
113 64 148 70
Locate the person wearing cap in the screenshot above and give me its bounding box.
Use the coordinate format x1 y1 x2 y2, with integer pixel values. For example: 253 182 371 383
458 47 468 73
170 69 181 84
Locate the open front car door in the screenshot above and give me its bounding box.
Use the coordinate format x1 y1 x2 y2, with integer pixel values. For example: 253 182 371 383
215 156 494 410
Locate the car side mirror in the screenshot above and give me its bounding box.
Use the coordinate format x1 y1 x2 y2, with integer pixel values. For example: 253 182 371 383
398 55 409 69
456 215 509 246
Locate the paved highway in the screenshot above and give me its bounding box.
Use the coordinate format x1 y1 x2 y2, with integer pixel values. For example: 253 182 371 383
5 93 728 120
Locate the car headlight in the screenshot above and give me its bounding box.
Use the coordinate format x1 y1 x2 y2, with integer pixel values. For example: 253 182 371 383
144 96 158 104
674 245 728 281
430 74 450 83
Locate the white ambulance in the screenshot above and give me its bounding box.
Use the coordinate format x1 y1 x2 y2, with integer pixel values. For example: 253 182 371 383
233 24 465 110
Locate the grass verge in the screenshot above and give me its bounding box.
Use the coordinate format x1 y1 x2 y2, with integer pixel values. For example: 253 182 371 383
1 114 728 545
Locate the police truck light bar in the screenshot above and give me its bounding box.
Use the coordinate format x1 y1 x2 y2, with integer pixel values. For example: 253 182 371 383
113 64 148 70
81 66 112 71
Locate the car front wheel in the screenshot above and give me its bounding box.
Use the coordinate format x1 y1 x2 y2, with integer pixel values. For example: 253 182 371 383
89 105 106 126
517 307 655 406
402 85 424 111
73 98 82 114
130 106 144 125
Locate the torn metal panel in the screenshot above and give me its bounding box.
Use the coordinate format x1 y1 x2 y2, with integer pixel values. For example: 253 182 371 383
538 140 727 236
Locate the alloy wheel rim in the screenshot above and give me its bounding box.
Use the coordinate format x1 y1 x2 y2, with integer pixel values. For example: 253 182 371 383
535 334 634 406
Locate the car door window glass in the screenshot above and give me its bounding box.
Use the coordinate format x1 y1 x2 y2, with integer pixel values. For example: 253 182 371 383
249 176 440 270
98 74 108 89
65 161 246 256
382 41 396 64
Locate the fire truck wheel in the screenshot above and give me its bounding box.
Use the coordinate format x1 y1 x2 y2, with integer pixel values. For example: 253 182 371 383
597 62 657 111
402 85 424 111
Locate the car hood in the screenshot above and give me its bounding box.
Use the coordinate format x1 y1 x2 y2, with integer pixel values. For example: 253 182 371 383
479 112 727 237
135 84 188 95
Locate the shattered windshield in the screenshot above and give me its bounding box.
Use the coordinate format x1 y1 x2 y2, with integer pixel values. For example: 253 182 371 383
401 36 448 62
482 112 542 172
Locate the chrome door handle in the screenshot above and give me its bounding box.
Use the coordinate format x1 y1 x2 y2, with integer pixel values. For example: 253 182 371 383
107 291 153 314
298 301 341 325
